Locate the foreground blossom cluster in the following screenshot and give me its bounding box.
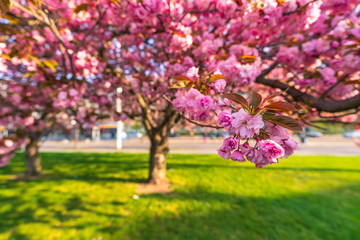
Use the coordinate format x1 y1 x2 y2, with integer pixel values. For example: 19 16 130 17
172 71 300 168
218 111 298 168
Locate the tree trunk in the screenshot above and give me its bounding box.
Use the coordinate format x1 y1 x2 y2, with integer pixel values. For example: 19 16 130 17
25 131 42 176
147 133 169 184
143 107 177 184
74 123 79 149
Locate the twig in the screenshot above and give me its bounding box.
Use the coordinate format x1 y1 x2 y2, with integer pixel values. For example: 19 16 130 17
181 114 224 129
72 7 108 55
318 107 360 119
283 0 318 16
161 95 223 129
320 74 349 100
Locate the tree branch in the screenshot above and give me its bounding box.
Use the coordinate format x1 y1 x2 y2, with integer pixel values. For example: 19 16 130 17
283 0 318 16
255 77 360 113
320 74 349 100
181 114 224 129
72 7 108 55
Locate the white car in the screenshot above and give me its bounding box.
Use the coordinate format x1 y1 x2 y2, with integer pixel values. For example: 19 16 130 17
344 130 360 138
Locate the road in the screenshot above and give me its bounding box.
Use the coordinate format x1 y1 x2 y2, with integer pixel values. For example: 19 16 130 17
39 135 360 156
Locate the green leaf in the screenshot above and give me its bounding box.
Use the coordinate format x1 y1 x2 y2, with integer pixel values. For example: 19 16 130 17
2 14 19 24
264 101 297 112
42 60 58 71
170 80 191 89
223 93 250 111
37 60 58 71
266 115 306 134
0 54 11 61
207 74 227 83
250 91 262 111
261 111 276 120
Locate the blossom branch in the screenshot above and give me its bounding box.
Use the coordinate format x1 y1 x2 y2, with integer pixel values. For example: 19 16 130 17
72 7 108 55
180 114 224 129
283 0 319 16
255 77 360 113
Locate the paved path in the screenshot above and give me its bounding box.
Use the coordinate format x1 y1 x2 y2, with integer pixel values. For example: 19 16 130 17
39 135 360 156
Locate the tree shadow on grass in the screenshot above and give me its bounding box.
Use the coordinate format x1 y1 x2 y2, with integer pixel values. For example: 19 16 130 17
168 162 360 173
1 152 360 239
0 152 145 238
0 186 128 235
0 152 149 185
123 183 360 240
2 183 359 240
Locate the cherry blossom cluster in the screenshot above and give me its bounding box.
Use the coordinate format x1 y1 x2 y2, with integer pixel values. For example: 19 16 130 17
173 89 217 122
0 137 26 167
218 110 298 168
172 70 300 168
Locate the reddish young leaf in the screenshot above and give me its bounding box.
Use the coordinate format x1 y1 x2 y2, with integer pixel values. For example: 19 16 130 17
174 75 192 82
262 92 282 105
250 91 262 111
264 101 297 112
223 93 250 111
266 115 306 134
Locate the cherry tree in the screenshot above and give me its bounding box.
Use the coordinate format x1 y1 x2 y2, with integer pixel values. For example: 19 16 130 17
1 0 360 183
0 0 117 175
106 0 360 183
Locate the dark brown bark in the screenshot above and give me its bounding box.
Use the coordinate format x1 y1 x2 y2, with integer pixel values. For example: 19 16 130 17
255 77 360 113
148 132 169 184
74 123 79 149
143 107 177 184
25 131 42 176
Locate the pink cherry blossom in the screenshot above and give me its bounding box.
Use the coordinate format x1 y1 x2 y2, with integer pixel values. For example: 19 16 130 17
218 111 233 128
230 151 245 162
282 138 298 159
240 143 264 164
195 95 217 111
23 116 35 126
218 145 231 160
232 109 264 138
4 140 14 148
320 67 336 85
212 79 226 93
222 137 239 151
258 140 285 160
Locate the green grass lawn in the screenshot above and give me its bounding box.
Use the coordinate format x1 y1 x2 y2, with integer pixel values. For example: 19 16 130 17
0 153 360 240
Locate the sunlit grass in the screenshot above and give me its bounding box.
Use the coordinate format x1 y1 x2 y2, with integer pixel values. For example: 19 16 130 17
1 153 359 240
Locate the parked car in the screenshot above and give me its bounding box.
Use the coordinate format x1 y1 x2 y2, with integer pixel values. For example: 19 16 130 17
305 130 323 137
343 130 360 138
126 132 143 138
